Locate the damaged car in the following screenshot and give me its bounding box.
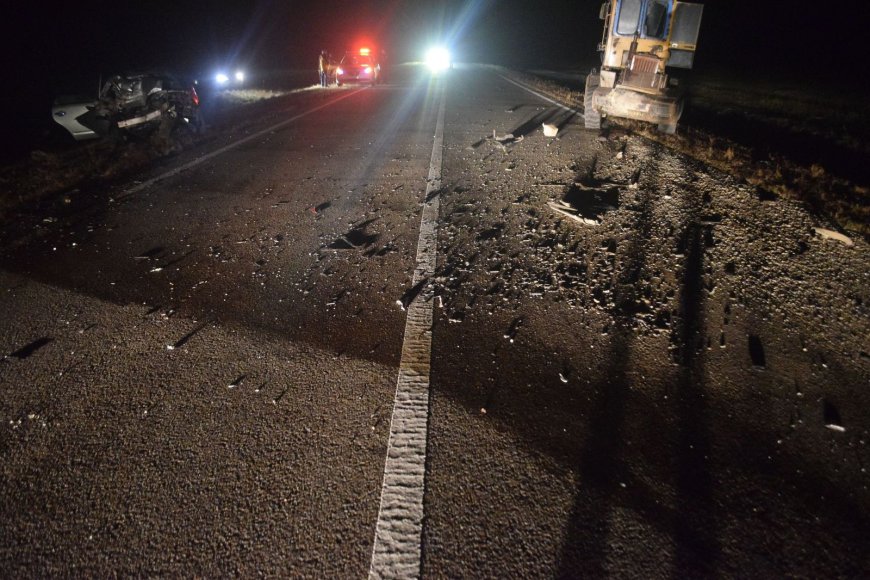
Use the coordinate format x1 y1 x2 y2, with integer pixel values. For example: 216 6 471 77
52 72 203 141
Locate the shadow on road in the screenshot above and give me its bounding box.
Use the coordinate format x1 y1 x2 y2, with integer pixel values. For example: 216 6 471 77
429 141 869 575
558 148 719 576
509 108 575 140
669 171 720 575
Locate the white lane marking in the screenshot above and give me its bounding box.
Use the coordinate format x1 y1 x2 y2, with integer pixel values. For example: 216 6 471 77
369 85 445 580
118 88 367 199
499 74 585 118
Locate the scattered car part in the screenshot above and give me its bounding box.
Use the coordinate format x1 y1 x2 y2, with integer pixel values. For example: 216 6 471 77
51 95 101 141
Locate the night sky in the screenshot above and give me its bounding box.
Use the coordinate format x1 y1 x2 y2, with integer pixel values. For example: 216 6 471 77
3 0 867 149
9 1 866 83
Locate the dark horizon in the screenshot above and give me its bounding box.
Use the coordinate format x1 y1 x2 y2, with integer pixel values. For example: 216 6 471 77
3 0 867 158
9 0 866 87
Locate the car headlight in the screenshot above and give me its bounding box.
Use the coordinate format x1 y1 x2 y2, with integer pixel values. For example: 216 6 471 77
364 66 372 74
235 70 245 83
425 47 451 72
336 67 344 75
215 73 229 85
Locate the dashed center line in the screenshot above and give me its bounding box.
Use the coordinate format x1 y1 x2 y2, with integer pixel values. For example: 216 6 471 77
369 84 445 579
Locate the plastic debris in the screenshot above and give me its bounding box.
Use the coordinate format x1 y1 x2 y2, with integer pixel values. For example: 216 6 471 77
814 228 854 247
397 278 428 310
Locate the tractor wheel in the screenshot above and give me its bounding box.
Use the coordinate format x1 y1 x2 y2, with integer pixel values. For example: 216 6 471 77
584 72 601 130
657 99 684 134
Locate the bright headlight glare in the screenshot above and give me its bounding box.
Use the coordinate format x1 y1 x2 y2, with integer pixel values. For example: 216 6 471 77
425 47 451 72
215 73 229 84
235 70 244 82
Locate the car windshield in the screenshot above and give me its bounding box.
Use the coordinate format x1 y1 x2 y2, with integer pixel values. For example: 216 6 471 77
344 55 373 66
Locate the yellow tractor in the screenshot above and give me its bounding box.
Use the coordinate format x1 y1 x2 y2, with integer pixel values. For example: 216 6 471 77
585 0 703 133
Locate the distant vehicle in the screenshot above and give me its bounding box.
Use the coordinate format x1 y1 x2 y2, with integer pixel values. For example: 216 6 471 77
214 69 245 87
52 72 203 141
424 46 453 72
209 65 247 88
584 0 704 133
335 48 381 86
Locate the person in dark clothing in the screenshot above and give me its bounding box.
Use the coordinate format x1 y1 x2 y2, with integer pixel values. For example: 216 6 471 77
318 50 329 87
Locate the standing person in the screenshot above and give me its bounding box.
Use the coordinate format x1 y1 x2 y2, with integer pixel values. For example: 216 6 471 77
318 50 328 87
379 48 388 83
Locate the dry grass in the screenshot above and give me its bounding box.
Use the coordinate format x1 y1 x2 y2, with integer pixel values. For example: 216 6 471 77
211 87 317 105
0 133 185 216
632 122 869 235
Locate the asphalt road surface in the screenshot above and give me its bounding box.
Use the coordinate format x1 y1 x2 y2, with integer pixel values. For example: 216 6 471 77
1 65 867 577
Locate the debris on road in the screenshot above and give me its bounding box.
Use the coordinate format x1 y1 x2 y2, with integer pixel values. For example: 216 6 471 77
167 320 210 350
448 310 465 323
547 201 600 226
814 228 854 247
493 130 514 143
489 130 524 150
397 279 428 311
748 335 766 369
824 399 846 432
546 181 621 226
5 337 54 361
328 223 378 251
542 123 558 137
504 317 523 342
309 201 331 216
272 388 288 405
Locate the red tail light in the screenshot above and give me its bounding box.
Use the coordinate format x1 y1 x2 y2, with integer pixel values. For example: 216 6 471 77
190 86 200 106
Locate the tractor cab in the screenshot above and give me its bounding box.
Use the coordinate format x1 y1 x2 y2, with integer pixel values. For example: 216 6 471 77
586 0 703 133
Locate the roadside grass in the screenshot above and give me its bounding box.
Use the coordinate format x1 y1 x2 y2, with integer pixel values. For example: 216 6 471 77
689 74 870 157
